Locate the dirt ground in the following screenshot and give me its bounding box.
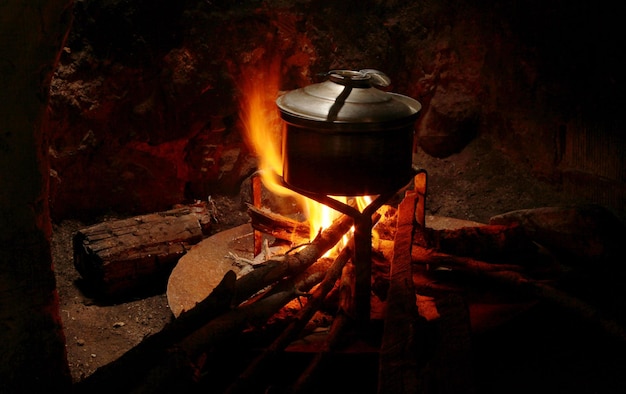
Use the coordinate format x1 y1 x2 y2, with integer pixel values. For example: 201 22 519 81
51 138 593 384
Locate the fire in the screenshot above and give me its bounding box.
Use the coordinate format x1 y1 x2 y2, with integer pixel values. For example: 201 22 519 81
238 59 288 197
238 62 371 252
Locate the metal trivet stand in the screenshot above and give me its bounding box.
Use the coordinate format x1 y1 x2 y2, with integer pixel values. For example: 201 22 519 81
273 168 428 325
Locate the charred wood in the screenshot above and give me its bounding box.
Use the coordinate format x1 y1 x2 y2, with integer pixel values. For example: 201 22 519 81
233 211 353 305
247 203 310 244
291 258 358 394
225 239 354 394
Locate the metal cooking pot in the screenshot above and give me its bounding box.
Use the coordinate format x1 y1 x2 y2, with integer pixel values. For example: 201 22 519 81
276 69 421 196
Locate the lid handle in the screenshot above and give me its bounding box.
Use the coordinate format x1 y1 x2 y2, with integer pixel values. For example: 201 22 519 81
359 69 391 88
326 69 391 88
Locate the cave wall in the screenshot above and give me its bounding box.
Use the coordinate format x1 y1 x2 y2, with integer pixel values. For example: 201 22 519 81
1 0 73 392
48 0 625 221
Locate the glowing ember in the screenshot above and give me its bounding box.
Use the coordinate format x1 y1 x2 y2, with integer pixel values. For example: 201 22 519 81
238 62 371 253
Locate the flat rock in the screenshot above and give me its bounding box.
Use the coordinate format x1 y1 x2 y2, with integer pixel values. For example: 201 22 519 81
167 223 285 317
166 224 254 317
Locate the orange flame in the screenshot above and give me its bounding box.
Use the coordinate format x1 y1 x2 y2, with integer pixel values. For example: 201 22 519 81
238 58 288 197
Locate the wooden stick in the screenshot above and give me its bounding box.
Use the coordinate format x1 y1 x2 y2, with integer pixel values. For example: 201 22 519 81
423 223 536 262
379 187 420 394
233 211 353 306
478 269 626 343
225 237 355 394
252 173 263 256
178 258 333 357
246 203 310 245
412 247 526 273
290 208 386 393
290 260 357 394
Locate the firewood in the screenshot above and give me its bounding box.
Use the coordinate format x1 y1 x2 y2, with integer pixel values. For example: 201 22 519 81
489 204 626 264
382 186 476 394
233 210 353 306
291 258 357 394
74 211 355 393
78 258 334 394
415 258 626 344
424 222 537 262
379 187 421 394
225 232 358 394
475 269 626 343
246 203 310 244
72 202 212 299
139 257 334 393
412 247 526 273
179 257 333 355
252 173 264 255
337 254 357 320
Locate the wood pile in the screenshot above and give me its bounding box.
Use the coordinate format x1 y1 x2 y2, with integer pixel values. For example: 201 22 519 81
71 181 626 393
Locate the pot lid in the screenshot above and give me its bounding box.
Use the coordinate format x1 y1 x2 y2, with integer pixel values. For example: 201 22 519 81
276 69 421 124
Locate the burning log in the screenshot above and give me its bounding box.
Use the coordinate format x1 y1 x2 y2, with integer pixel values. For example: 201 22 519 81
291 254 359 394
233 211 353 305
171 259 332 365
227 208 383 394
224 238 354 394
72 202 212 299
107 209 356 392
246 203 310 244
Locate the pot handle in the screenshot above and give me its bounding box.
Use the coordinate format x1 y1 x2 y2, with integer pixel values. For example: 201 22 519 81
359 69 391 88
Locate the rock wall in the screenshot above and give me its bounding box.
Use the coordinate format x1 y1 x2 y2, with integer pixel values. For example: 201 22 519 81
48 0 625 220
1 0 74 391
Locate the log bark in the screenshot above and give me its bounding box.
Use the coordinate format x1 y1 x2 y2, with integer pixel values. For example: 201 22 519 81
73 203 212 299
